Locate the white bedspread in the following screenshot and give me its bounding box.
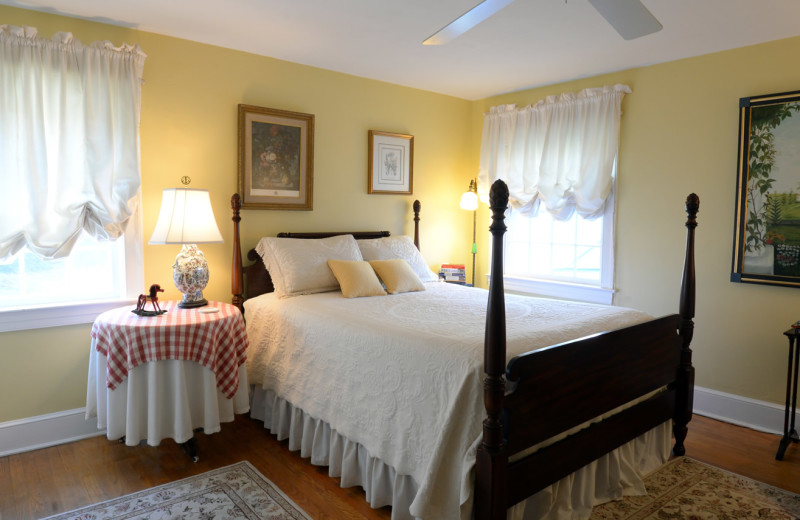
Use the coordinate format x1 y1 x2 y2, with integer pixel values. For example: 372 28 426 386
244 282 652 519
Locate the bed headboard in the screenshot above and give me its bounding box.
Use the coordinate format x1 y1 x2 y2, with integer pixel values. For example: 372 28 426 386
230 194 422 312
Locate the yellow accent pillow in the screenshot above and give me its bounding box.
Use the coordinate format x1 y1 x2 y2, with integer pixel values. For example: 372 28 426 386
327 260 387 298
369 259 426 295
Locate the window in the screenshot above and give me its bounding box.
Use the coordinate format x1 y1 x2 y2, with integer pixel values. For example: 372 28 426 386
477 86 629 304
502 188 615 304
0 26 145 331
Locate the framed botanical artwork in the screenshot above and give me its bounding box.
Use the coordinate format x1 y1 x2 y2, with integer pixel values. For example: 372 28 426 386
368 130 413 195
732 90 800 287
238 104 314 210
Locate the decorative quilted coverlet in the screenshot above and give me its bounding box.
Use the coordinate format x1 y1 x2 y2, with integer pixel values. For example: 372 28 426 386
244 283 652 519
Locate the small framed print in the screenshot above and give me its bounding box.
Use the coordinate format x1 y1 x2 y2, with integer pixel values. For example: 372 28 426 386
238 104 314 210
368 130 413 195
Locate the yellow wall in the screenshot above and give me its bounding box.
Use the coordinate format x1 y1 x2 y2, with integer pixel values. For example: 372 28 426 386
474 35 800 405
3 4 800 424
0 6 473 422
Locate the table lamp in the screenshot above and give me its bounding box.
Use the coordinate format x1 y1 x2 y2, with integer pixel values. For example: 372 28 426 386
149 188 224 308
459 179 479 287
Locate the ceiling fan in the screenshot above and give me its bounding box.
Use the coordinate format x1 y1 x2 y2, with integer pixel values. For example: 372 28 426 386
423 0 662 45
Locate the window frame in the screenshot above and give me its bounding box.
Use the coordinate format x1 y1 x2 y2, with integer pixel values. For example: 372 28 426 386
0 199 144 332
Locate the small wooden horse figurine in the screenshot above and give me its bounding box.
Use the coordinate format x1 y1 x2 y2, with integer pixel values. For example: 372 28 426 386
136 284 164 314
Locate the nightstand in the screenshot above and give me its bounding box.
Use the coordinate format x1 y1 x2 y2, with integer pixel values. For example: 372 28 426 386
85 301 249 461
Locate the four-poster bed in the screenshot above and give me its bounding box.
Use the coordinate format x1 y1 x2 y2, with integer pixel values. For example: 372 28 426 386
230 179 699 520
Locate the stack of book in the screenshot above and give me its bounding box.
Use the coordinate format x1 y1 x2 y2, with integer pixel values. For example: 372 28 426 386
439 264 466 284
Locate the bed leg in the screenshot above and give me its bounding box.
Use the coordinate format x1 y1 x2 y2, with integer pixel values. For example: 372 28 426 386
673 361 694 456
475 443 507 520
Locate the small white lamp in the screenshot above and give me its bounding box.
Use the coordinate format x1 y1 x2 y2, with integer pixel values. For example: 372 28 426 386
460 179 479 287
149 188 224 308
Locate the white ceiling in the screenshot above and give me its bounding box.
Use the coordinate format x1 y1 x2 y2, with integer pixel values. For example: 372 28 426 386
4 0 800 100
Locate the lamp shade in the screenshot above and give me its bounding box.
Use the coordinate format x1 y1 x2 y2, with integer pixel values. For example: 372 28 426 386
460 190 478 211
149 188 223 245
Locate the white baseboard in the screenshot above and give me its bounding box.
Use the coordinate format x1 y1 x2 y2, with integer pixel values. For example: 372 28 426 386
0 408 105 457
0 387 792 457
693 385 795 435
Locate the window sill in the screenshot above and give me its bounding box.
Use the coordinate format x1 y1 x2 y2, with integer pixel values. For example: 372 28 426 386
0 299 137 333
492 275 615 305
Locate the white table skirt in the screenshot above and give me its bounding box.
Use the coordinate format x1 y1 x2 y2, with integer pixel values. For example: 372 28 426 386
86 340 250 446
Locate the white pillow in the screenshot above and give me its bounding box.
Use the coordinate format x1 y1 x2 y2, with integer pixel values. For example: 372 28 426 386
357 235 438 282
256 234 363 298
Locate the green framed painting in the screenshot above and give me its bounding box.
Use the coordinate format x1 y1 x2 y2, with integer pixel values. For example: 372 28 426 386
732 90 800 287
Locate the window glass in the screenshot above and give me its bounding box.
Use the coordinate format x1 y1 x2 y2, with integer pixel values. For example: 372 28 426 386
505 209 604 285
0 232 127 310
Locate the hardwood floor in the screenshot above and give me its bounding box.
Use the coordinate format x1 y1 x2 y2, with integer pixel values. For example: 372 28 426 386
683 414 800 495
1 413 797 519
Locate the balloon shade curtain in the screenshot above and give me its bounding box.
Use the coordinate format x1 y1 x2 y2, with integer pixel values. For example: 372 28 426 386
0 25 146 261
478 84 630 220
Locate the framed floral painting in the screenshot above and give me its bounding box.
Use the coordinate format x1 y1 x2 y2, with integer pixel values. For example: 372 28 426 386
238 104 314 210
732 90 800 287
368 130 413 195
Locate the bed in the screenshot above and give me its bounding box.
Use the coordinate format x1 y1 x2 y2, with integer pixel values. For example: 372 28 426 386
230 179 699 520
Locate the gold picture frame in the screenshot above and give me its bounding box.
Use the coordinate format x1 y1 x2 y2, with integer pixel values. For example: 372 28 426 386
368 130 413 195
238 104 314 210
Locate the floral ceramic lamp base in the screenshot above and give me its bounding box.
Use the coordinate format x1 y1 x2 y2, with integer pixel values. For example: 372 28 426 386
173 244 210 308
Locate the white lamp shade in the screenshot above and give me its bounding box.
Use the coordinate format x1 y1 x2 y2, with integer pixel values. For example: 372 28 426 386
460 190 479 211
149 188 223 244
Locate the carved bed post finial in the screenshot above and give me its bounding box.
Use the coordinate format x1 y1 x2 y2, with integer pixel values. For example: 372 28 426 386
413 200 421 250
231 194 244 313
680 193 699 334
474 179 509 519
674 192 699 456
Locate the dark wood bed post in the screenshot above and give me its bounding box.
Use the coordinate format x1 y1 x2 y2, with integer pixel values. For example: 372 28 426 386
413 200 421 250
474 180 509 520
673 193 699 455
231 194 244 313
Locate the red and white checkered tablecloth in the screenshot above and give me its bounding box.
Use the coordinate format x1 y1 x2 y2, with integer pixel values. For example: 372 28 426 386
91 301 248 399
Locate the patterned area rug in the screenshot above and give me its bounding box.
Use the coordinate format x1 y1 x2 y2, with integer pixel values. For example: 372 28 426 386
42 461 312 520
590 456 800 519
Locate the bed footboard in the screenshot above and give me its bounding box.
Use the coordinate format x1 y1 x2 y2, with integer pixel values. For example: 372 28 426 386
503 315 681 506
474 180 699 519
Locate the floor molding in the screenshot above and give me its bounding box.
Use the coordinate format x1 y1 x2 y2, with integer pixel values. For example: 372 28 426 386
0 408 105 457
693 386 793 435
0 387 792 457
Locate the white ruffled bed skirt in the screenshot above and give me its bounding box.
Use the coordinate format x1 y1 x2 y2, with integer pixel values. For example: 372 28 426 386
250 386 672 520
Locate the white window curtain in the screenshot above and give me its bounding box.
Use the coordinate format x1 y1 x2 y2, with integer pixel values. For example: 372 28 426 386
478 84 630 220
0 25 146 260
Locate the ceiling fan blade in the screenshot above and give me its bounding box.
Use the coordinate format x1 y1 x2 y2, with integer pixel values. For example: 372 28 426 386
423 0 516 46
588 0 662 40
